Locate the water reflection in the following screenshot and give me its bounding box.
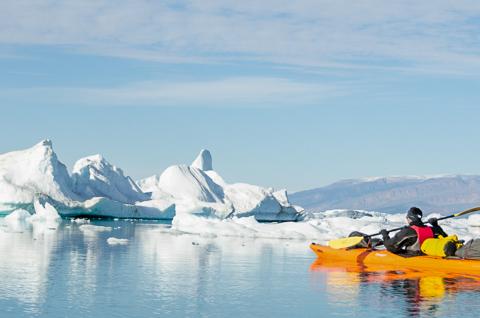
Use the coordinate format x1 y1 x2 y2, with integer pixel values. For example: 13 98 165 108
0 218 313 317
310 259 480 317
135 225 311 316
0 221 58 315
3 216 479 318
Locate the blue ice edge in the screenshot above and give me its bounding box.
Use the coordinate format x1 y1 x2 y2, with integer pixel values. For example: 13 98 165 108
0 202 300 223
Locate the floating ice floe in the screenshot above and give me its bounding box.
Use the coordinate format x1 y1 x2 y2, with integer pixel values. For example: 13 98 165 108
0 199 61 233
71 218 90 224
79 224 112 233
169 209 480 242
107 237 129 245
2 207 479 242
468 215 480 227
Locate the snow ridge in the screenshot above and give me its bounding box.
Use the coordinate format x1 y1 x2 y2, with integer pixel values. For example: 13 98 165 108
72 154 148 203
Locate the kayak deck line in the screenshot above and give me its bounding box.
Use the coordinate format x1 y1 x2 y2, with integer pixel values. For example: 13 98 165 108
310 243 480 275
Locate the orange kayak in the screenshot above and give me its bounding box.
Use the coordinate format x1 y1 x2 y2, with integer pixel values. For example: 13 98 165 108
310 243 480 275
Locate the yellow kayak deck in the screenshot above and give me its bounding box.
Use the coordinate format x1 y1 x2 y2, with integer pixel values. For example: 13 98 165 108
310 243 480 275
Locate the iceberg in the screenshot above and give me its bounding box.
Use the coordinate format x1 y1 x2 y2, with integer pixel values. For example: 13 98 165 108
72 154 149 203
0 141 301 221
0 140 78 209
138 149 301 221
1 199 61 233
0 140 175 219
30 198 61 222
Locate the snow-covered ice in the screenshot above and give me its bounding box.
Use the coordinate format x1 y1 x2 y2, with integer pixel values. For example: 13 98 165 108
468 215 480 227
2 138 478 245
71 218 90 224
2 208 479 244
0 141 300 221
72 154 149 203
0 140 78 205
169 209 480 243
79 224 112 233
138 149 300 220
30 199 61 223
1 201 61 234
191 149 213 171
107 237 129 245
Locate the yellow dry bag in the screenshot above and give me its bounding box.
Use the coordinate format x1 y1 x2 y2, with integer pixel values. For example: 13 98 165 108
421 235 463 257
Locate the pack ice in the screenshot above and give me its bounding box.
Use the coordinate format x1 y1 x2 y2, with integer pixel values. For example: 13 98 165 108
0 140 301 221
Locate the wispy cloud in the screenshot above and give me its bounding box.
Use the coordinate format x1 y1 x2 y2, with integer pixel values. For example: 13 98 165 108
0 77 342 107
1 1 480 74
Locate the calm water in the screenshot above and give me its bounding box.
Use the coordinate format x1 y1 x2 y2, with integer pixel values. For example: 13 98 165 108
1 219 480 318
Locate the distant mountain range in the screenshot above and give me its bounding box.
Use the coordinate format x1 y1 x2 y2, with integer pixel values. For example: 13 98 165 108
290 175 480 214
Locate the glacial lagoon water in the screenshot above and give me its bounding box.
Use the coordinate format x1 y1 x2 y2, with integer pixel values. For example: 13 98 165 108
1 219 480 318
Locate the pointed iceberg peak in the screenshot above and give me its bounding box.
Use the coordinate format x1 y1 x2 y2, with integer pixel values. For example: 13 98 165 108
191 149 213 171
31 139 55 160
72 153 148 204
73 154 126 179
73 154 106 168
86 154 103 161
0 139 77 205
37 139 53 147
30 139 54 157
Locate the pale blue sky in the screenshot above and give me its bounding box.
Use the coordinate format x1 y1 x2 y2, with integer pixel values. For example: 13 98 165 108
1 1 480 191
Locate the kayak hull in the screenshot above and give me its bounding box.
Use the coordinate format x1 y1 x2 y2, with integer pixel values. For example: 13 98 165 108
310 243 480 275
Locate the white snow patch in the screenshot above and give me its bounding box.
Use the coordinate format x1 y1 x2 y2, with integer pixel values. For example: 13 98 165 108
172 214 328 240
72 218 90 224
79 224 112 232
468 215 480 227
107 237 129 245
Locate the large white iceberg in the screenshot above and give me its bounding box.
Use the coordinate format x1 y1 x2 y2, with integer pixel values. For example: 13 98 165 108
0 140 78 208
0 141 301 221
0 140 174 219
137 149 301 221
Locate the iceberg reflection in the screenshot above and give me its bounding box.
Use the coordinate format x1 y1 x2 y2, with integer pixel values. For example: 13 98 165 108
0 222 57 315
